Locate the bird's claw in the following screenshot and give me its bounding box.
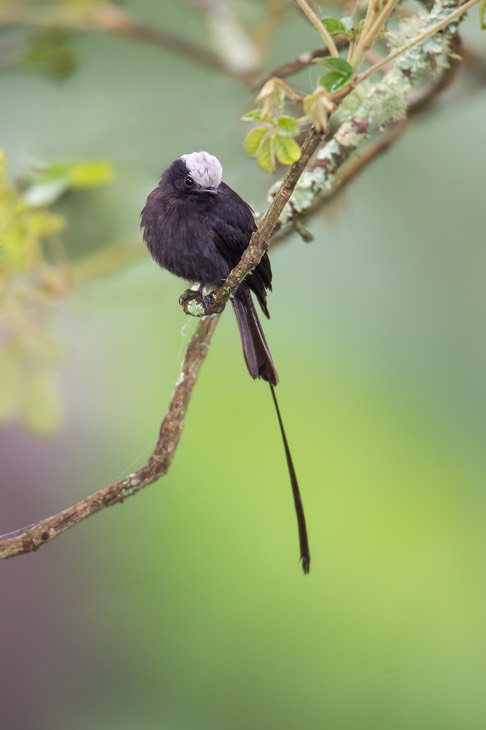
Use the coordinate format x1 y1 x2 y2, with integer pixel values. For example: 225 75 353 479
179 288 225 317
178 288 202 306
201 292 224 315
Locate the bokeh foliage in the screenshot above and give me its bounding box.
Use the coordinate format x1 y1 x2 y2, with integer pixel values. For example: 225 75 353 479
0 152 112 432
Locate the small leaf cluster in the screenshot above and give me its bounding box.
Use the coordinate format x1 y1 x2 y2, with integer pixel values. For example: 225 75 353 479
0 154 65 283
242 79 302 172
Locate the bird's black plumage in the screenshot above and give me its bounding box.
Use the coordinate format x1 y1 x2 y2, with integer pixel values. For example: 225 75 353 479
141 155 277 384
141 151 310 573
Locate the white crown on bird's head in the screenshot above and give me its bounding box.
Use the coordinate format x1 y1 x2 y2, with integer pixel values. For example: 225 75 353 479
180 151 223 190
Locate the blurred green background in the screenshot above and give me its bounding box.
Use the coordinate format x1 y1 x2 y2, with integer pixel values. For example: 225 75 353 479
1 2 486 729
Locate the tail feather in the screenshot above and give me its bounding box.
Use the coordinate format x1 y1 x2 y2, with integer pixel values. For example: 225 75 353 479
270 384 310 574
232 290 278 386
232 288 311 573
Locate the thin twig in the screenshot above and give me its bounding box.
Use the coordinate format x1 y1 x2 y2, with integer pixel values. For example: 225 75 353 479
251 39 348 88
294 0 340 58
0 316 219 560
349 0 399 69
362 0 398 51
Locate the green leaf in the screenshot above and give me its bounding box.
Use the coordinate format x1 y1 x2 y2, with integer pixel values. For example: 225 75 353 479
256 134 275 172
277 115 301 137
274 135 301 165
319 72 349 93
315 57 354 75
243 126 269 157
241 109 263 121
321 17 348 35
317 58 354 93
480 0 486 29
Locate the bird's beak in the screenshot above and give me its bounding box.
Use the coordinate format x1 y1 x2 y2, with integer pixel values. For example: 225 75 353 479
201 187 218 195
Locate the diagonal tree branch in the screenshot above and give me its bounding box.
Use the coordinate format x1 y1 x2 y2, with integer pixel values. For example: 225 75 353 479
209 126 325 310
294 0 340 58
0 315 219 559
271 34 464 244
180 125 326 318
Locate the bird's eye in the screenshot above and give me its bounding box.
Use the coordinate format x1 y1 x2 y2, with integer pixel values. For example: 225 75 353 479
184 176 194 188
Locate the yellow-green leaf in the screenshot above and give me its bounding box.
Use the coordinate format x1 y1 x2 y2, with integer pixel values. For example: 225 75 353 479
241 109 263 122
243 126 269 157
321 17 348 35
256 134 275 172
275 135 301 165
277 115 301 137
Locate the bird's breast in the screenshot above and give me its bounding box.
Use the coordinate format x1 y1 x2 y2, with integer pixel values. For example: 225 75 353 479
142 192 230 286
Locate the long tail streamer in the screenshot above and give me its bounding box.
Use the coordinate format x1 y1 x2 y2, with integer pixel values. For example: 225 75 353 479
270 385 310 574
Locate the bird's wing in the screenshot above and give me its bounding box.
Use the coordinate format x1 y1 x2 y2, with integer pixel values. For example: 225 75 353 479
211 183 272 317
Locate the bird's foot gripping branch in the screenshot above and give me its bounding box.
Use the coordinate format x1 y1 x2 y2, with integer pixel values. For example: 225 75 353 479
175 127 326 323
179 288 226 317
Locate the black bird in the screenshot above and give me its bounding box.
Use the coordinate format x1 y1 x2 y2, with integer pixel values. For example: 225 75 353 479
141 151 310 573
